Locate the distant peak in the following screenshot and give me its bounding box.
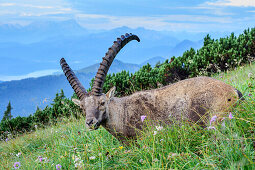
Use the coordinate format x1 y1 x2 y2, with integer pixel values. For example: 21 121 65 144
28 19 83 29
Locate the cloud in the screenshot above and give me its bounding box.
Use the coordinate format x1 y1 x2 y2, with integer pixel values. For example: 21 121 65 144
19 11 72 17
0 3 16 7
76 13 233 31
0 0 75 18
0 0 254 32
20 4 54 9
206 0 255 7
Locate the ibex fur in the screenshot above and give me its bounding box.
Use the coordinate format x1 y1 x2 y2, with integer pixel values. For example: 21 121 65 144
60 33 242 141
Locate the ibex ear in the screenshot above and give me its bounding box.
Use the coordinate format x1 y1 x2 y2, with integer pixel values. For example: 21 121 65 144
106 86 116 99
72 98 81 107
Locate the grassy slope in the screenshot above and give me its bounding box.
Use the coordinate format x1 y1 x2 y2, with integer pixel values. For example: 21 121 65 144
0 63 254 169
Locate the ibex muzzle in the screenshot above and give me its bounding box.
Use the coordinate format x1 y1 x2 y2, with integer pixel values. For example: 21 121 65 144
61 33 242 140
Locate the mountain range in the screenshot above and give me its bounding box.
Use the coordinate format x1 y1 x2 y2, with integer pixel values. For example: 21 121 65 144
0 20 89 44
0 20 204 77
0 57 167 118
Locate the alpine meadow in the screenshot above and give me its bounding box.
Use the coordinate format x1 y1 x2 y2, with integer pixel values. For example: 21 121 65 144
1 0 255 169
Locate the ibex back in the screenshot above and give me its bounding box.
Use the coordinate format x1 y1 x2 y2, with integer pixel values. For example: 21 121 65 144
60 33 242 141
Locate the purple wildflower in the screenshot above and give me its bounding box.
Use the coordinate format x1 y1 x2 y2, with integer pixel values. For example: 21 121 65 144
210 115 217 125
56 164 62 170
13 162 21 169
38 156 43 162
5 138 8 142
229 112 234 119
141 115 146 122
248 93 252 96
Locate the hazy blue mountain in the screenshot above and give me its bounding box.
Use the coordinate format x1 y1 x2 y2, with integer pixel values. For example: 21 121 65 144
0 20 88 44
0 59 143 118
0 20 182 77
77 57 165 75
78 59 140 74
0 20 211 79
169 39 203 57
0 74 79 118
140 56 167 67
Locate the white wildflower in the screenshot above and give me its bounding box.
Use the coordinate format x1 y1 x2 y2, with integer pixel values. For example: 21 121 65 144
16 152 21 157
75 157 80 162
156 126 163 131
74 163 80 168
221 120 225 128
153 158 159 162
89 156 96 160
153 131 157 135
171 153 178 157
44 157 50 163
248 72 253 78
73 155 83 168
207 126 216 130
167 153 178 159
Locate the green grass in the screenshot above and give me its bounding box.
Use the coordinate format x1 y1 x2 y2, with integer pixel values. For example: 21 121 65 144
1 63 255 169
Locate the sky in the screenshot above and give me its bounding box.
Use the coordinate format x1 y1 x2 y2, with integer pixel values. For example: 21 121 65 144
0 0 255 32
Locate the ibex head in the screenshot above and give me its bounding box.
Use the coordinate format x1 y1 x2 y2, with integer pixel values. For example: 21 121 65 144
60 33 140 130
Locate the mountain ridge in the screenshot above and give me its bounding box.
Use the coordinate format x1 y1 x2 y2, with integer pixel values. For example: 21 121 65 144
0 57 163 118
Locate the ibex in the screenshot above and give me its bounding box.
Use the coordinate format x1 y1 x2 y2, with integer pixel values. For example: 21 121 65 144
60 33 242 140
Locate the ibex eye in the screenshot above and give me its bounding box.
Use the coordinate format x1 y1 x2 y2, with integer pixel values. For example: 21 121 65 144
100 101 105 105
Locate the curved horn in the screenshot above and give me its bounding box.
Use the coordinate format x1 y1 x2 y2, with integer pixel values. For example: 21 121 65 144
92 33 140 96
60 58 87 100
